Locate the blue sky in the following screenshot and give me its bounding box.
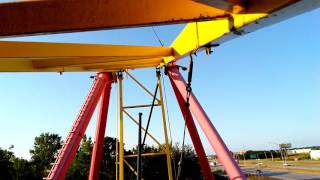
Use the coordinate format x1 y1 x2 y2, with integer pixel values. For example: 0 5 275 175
0 8 319 159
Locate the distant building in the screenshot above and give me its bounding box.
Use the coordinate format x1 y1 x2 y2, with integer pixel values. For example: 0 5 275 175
238 150 247 155
310 150 320 160
287 148 312 155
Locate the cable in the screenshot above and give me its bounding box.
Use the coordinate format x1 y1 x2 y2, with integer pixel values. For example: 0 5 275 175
151 26 164 47
161 70 173 144
151 26 173 145
176 54 194 180
176 118 187 180
151 26 172 143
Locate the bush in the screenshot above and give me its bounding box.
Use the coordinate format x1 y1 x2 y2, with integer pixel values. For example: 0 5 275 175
287 153 310 160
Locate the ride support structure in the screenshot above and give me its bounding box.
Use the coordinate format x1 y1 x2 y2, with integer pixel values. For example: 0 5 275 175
46 67 245 180
2 1 319 180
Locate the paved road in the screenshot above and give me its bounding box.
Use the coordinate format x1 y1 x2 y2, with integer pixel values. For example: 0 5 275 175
242 167 320 180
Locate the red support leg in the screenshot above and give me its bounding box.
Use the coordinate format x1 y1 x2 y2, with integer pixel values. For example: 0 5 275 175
89 73 113 180
168 66 246 180
47 72 113 180
170 77 214 180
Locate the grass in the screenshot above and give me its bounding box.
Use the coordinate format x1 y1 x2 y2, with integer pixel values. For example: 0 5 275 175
239 159 320 175
247 175 280 180
240 159 320 165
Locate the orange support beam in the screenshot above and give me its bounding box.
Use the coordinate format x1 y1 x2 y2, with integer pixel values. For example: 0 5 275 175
0 0 228 37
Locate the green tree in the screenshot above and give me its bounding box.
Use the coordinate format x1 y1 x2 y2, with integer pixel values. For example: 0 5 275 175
171 143 203 180
137 145 168 179
30 133 62 179
124 143 203 180
67 135 93 180
13 157 36 180
0 148 15 180
99 137 118 180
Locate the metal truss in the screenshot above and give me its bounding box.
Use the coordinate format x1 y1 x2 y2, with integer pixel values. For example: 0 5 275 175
117 70 174 180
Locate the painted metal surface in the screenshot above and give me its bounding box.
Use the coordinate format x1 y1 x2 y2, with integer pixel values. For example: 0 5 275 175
194 0 244 12
125 71 160 102
169 69 214 180
118 74 125 180
167 66 246 180
89 73 114 180
0 0 310 37
124 152 167 158
0 41 171 58
47 72 114 179
0 1 319 71
0 41 172 72
123 159 144 179
115 71 174 180
1 1 319 179
167 0 320 63
157 71 174 180
0 0 227 37
123 110 163 148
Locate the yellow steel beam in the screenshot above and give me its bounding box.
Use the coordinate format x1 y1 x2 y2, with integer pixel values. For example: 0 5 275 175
118 74 124 180
116 83 120 180
32 58 162 69
124 152 166 158
166 0 320 63
0 56 163 72
123 104 161 109
0 41 172 72
123 159 144 180
0 0 230 37
118 70 173 179
125 71 161 102
83 64 160 72
164 13 266 63
0 41 172 58
157 71 173 180
123 110 163 149
0 1 319 72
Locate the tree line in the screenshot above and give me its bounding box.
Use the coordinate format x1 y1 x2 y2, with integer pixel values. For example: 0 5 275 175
0 132 203 180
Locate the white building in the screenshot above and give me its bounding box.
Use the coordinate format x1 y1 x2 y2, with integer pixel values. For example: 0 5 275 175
287 148 312 155
310 150 320 160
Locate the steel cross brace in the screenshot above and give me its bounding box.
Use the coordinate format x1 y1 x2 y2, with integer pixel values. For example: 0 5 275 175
47 72 114 180
167 65 246 180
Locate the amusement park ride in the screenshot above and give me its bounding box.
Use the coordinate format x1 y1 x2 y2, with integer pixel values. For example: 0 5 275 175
0 0 319 180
